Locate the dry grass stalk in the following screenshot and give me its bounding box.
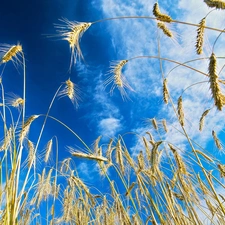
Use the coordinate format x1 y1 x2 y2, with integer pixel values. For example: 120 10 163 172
196 18 206 55
56 18 91 69
212 130 223 150
20 115 39 143
153 3 172 23
163 78 169 104
157 22 173 37
1 44 22 63
162 119 168 133
177 96 184 126
44 139 53 163
151 118 158 130
199 109 210 131
218 164 225 178
204 0 225 9
208 53 225 111
71 151 108 162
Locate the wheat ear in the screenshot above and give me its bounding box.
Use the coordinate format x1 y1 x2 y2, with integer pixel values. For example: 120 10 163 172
44 139 53 163
177 96 184 126
218 164 225 178
208 53 225 110
151 118 158 130
157 22 173 37
20 115 39 143
162 119 168 133
199 109 210 131
153 3 172 23
1 44 22 63
58 79 81 108
212 130 223 150
55 18 91 70
163 78 169 104
104 60 133 100
204 0 225 9
196 18 206 55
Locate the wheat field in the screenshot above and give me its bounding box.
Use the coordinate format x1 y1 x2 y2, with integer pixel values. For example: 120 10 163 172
1 1 225 224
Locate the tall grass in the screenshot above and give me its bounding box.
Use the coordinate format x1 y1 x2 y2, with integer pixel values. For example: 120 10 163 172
1 1 225 224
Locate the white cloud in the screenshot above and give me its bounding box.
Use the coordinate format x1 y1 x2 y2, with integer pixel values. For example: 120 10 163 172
98 117 122 138
99 0 225 154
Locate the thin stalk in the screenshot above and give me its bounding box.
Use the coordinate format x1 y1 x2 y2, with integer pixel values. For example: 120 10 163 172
92 16 225 33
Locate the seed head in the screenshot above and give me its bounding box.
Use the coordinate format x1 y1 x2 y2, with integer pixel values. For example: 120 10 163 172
153 3 172 23
204 0 225 9
208 53 225 110
177 96 184 126
1 44 23 64
104 60 134 100
58 79 81 109
157 22 173 37
55 18 91 71
196 18 206 55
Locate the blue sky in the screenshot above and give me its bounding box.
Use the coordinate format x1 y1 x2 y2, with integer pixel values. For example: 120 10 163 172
1 0 225 223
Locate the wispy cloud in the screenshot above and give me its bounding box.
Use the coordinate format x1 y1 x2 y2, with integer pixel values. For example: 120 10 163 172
99 0 225 153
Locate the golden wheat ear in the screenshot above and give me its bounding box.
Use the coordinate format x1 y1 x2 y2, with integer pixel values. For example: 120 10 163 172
153 3 172 23
58 78 82 109
208 53 225 111
0 44 23 64
204 0 225 9
196 18 206 55
55 18 91 71
103 60 134 101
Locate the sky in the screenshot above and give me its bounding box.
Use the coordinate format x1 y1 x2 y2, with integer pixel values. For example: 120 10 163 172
1 0 225 223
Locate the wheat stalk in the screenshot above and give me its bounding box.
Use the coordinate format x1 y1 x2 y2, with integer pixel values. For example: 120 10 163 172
208 53 225 111
196 18 206 55
153 3 172 23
